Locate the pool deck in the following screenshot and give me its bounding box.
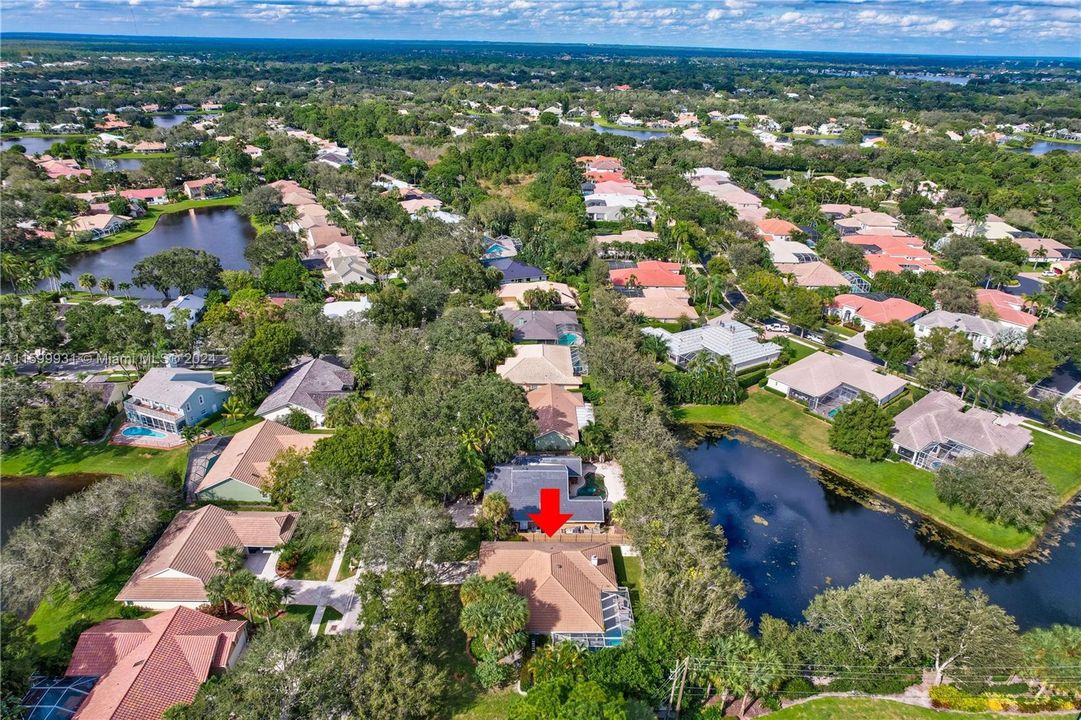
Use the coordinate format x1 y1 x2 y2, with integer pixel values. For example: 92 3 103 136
109 422 186 449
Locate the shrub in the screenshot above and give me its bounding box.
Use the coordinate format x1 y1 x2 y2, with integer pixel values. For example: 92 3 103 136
475 657 509 689
778 677 815 700
276 544 302 574
826 675 917 695
282 408 314 431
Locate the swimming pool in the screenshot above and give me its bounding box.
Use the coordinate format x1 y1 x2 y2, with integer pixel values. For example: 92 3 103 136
558 333 581 346
122 426 167 439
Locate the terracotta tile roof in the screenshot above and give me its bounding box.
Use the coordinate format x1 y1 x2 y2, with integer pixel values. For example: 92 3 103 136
527 384 586 443
498 281 579 309
116 506 298 604
610 261 685 288
478 542 618 634
496 346 579 388
307 225 353 248
624 287 699 321
66 607 245 720
775 261 849 288
832 293 926 325
755 218 800 237
592 229 659 245
195 420 321 495
975 289 1039 329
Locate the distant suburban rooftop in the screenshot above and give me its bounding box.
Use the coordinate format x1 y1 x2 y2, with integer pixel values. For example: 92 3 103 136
916 310 1009 338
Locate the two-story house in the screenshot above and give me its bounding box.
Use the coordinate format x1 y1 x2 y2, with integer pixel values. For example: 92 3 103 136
124 368 230 433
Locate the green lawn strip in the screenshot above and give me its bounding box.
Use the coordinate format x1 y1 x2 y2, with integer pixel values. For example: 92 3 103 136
611 546 643 611
29 559 141 653
1027 431 1081 499
293 543 337 581
679 390 1035 553
0 441 188 479
771 697 1075 719
69 196 242 254
318 607 344 635
450 689 523 720
198 414 261 437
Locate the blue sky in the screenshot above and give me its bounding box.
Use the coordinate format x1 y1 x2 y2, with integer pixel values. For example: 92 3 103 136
4 0 1080 57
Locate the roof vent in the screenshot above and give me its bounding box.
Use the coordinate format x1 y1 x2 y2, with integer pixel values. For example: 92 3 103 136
591 554 599 566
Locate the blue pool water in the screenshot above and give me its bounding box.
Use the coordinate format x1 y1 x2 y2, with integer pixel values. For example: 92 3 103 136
827 407 841 418
558 333 580 346
122 426 167 438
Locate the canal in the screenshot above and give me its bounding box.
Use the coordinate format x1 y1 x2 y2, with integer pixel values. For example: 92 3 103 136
0 474 103 545
40 206 255 295
685 430 1080 630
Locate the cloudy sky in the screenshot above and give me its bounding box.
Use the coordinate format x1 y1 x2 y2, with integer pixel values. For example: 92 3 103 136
3 0 1080 57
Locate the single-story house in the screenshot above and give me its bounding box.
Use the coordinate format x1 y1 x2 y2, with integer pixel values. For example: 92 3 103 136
765 240 819 265
116 505 298 609
834 211 901 236
323 255 377 286
610 261 684 289
623 287 699 322
641 320 781 371
1011 236 1073 265
194 420 321 502
756 218 801 242
182 176 223 200
485 456 602 531
775 261 849 289
975 289 1039 330
892 391 1032 469
59 607 247 720
820 204 871 220
481 235 520 261
592 229 659 247
140 294 205 329
119 187 169 205
498 281 579 310
124 368 230 433
767 352 907 416
68 213 127 239
914 310 1017 353
499 309 583 345
483 257 547 283
830 293 926 329
322 299 371 319
496 345 581 389
307 225 353 251
528 383 593 450
132 140 168 153
478 541 634 648
256 357 354 427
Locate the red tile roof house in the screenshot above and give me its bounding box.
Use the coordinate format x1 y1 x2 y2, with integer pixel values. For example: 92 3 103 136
527 383 593 451
610 261 685 289
831 293 926 330
755 218 801 242
64 607 246 720
182 176 223 200
975 289 1039 330
116 505 298 610
120 187 169 205
841 235 943 277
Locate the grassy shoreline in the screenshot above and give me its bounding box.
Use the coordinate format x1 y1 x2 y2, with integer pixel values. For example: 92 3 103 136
69 195 242 254
679 389 1081 557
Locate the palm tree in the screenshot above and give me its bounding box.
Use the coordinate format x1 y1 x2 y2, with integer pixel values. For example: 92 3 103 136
640 333 670 362
118 281 133 298
221 396 247 426
77 272 97 294
215 545 246 575
247 579 293 627
38 254 70 293
98 276 115 295
180 425 200 446
528 642 586 685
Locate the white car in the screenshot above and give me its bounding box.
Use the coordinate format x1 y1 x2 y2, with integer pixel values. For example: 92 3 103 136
1041 270 1057 277
767 322 790 333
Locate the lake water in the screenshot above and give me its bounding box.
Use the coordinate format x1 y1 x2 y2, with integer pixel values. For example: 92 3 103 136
1017 141 1081 156
590 124 671 141
0 474 102 545
685 430 1080 630
39 206 254 295
2 136 66 154
88 157 144 171
152 114 193 128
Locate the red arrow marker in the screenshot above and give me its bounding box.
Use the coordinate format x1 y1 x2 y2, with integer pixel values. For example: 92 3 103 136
528 488 573 537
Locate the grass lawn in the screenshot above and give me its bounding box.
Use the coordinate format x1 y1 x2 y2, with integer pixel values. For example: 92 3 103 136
198 414 261 437
318 607 344 634
679 389 1054 554
29 560 140 655
611 546 643 610
451 689 522 719
71 196 242 254
294 543 337 581
771 697 1075 719
1 441 188 479
1028 431 1081 500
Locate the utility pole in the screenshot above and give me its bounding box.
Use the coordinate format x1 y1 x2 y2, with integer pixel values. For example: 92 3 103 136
675 656 689 718
668 658 682 711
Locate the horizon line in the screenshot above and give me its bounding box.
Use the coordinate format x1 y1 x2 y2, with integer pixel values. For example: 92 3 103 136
2 31 1079 62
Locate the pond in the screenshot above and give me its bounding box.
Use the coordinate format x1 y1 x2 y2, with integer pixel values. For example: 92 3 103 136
39 206 254 296
1014 141 1081 156
0 474 102 545
685 430 1080 630
590 123 672 141
2 136 66 154
152 114 194 129
88 157 144 171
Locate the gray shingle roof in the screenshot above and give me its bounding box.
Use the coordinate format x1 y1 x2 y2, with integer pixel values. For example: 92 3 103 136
892 391 1032 457
128 369 226 408
255 358 354 417
499 309 581 343
485 456 603 526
